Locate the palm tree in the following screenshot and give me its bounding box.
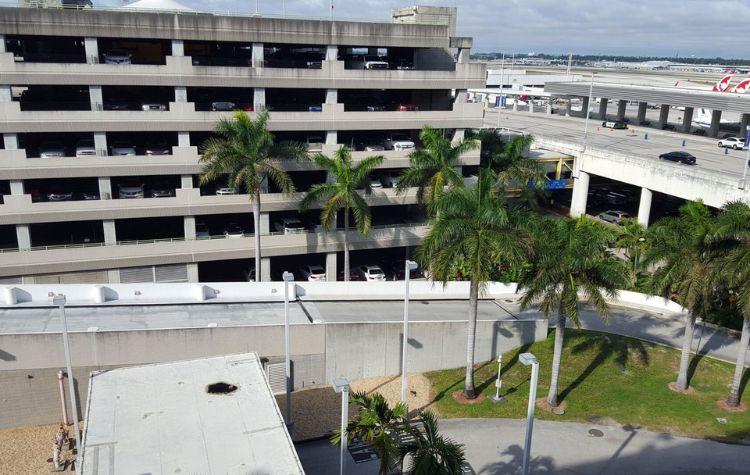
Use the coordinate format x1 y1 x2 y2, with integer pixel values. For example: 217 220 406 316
518 216 628 408
615 218 648 286
642 201 718 391
330 392 407 475
200 111 306 281
396 126 479 210
299 146 383 281
710 201 750 407
417 169 528 398
400 410 466 475
491 134 546 193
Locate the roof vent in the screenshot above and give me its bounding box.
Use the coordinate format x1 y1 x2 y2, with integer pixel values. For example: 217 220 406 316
207 382 238 394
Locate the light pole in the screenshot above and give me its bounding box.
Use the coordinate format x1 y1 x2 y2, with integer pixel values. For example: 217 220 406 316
519 352 539 475
282 271 294 429
741 125 750 188
332 377 350 475
401 260 418 403
582 72 595 150
54 294 81 475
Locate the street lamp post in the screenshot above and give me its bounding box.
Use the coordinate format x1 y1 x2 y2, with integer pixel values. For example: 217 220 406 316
282 271 294 429
519 352 539 475
401 260 418 403
582 72 595 150
53 294 81 475
332 378 350 475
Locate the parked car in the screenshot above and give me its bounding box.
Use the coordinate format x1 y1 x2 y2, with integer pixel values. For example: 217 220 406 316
103 50 131 65
216 187 238 195
211 101 236 111
370 179 383 189
307 105 323 112
145 143 171 155
396 104 419 112
141 102 167 111
718 136 746 150
79 191 99 200
274 218 306 234
337 269 362 281
46 191 74 201
224 223 245 238
195 222 210 239
363 55 389 70
118 184 145 199
103 100 130 111
245 105 255 112
244 267 256 282
62 0 93 8
109 142 137 156
385 259 422 280
661 124 676 131
598 210 630 225
659 151 696 165
383 133 415 151
75 140 97 157
300 264 326 281
366 105 386 112
356 264 386 281
38 143 66 158
602 191 628 206
150 187 175 198
381 172 401 188
363 143 385 152
601 120 628 130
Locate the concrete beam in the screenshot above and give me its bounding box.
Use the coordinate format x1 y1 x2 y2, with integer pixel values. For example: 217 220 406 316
616 100 627 120
635 102 647 125
637 187 652 227
457 47 470 64
0 34 4 53
682 107 694 133
598 98 608 120
581 96 590 118
570 170 589 217
325 131 337 146
181 175 193 188
326 252 337 282
325 45 338 61
565 99 572 117
708 110 722 138
658 104 669 129
325 88 337 104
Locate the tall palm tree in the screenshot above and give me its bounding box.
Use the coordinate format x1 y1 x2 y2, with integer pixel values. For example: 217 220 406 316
331 392 407 475
491 134 546 193
200 111 305 281
710 201 750 407
400 410 466 475
642 201 718 391
417 169 527 398
396 126 479 210
299 146 383 281
518 216 628 408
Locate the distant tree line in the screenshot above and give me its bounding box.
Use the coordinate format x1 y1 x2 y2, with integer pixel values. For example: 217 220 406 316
470 52 750 67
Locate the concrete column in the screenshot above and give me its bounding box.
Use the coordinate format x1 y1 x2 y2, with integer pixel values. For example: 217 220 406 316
581 96 590 118
635 102 647 125
98 177 112 199
546 101 552 115
94 132 107 156
565 99 572 117
658 104 670 129
103 220 117 245
740 114 750 136
708 110 722 137
10 180 24 195
16 225 31 250
260 212 270 235
528 100 535 113
184 216 196 240
254 87 266 111
326 252 337 281
637 187 652 227
171 39 184 57
616 100 627 120
325 45 338 61
261 257 271 282
0 85 10 102
0 34 5 53
457 48 470 64
84 37 98 64
181 175 193 188
325 131 337 146
452 129 465 143
454 89 467 104
251 43 264 68
175 86 187 102
89 85 103 111
513 97 518 111
187 263 199 283
325 89 338 104
569 170 590 218
178 132 190 147
598 98 608 120
4 133 18 149
107 269 120 283
682 107 694 133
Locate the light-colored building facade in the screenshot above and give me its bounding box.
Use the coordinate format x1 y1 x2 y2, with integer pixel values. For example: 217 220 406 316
0 4 485 284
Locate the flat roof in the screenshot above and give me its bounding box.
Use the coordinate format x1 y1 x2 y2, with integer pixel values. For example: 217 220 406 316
81 352 303 475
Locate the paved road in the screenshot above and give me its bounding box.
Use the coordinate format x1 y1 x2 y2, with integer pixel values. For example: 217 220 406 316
295 418 749 474
484 109 749 181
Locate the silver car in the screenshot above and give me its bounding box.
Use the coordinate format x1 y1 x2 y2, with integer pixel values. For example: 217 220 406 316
39 143 66 158
598 210 630 225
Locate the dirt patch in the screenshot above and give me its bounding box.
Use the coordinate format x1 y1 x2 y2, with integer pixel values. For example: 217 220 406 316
717 399 748 413
536 398 568 415
451 390 486 405
0 423 76 475
668 382 698 395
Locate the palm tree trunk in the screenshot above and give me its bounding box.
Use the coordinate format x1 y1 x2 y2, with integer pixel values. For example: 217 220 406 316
343 207 350 282
253 193 262 282
675 312 697 391
547 310 566 407
463 278 479 398
727 316 750 406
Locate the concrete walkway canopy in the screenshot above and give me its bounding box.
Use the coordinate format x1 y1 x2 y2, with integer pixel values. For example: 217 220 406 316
118 0 195 12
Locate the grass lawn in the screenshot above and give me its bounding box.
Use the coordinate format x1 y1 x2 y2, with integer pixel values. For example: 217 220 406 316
425 329 750 442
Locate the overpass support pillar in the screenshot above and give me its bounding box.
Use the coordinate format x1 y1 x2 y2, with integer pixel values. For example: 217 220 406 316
546 101 552 115
637 187 653 228
581 96 590 118
570 171 590 218
708 110 722 137
658 104 670 129
616 100 627 120
326 252 337 282
740 113 750 136
598 98 608 120
682 107 694 133
635 102 647 125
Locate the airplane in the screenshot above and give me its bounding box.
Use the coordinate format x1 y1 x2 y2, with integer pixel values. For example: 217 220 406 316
731 78 750 94
674 72 747 93
693 107 737 128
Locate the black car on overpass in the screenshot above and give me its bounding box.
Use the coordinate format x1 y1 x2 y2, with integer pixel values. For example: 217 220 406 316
659 151 696 165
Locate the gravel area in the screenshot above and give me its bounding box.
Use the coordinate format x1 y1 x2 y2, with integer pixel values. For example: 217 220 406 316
0 423 76 474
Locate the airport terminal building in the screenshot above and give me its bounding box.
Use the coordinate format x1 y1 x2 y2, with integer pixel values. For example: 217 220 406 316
0 4 484 284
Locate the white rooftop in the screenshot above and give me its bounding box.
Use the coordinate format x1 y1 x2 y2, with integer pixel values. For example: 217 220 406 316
80 352 303 475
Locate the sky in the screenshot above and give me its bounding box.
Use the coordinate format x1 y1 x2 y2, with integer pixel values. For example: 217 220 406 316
106 0 750 59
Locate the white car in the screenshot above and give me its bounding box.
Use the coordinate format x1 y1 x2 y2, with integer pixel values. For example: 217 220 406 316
718 137 746 150
356 264 386 281
244 266 256 282
363 144 385 152
598 210 630 225
75 140 97 157
141 102 167 111
300 264 326 281
363 55 389 70
224 223 245 238
39 143 66 158
370 179 383 189
109 143 137 156
103 50 131 65
274 218 306 234
383 133 415 151
118 184 145 199
216 187 238 195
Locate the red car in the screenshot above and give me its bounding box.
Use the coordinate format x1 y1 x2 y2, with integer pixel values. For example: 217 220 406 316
396 104 418 112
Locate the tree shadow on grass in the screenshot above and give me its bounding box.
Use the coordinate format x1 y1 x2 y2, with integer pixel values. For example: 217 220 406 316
475 343 532 394
558 332 649 403
431 360 495 403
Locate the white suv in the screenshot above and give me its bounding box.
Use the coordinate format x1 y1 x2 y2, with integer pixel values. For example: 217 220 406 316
383 133 415 151
39 143 66 158
118 184 145 199
356 264 386 281
75 140 97 157
274 218 306 234
718 137 746 150
300 265 326 281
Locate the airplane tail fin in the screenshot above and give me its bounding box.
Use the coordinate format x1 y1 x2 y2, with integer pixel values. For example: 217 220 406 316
713 73 735 92
732 79 750 94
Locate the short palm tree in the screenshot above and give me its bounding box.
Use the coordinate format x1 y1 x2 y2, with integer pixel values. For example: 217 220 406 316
615 218 648 286
491 134 546 194
642 201 718 391
417 169 528 398
200 111 306 281
331 392 407 475
299 146 383 281
400 410 466 475
518 216 628 408
396 126 479 210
